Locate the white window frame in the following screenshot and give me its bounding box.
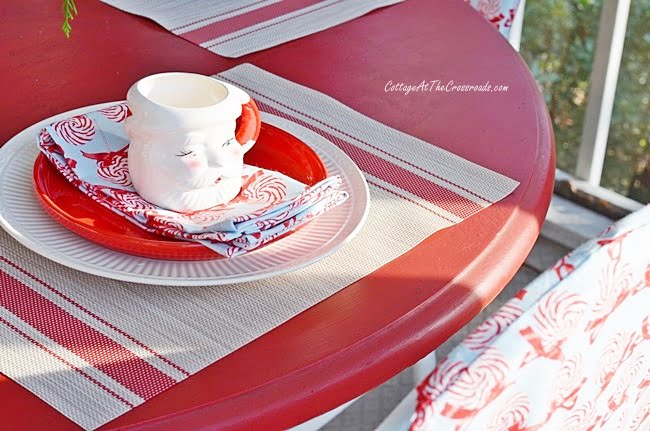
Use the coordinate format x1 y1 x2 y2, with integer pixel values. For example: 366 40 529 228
575 0 632 185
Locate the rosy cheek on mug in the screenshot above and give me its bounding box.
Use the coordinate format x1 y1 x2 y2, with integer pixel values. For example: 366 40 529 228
184 158 203 170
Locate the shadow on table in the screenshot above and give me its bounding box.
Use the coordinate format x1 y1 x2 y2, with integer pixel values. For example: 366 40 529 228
0 271 503 431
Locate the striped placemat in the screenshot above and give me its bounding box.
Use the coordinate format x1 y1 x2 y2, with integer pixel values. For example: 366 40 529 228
100 0 406 58
0 64 518 430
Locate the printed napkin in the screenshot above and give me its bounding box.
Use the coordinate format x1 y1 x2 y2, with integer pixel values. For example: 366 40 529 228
37 103 348 257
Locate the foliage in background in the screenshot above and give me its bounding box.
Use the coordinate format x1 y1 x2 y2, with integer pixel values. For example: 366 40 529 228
520 0 649 202
62 0 78 38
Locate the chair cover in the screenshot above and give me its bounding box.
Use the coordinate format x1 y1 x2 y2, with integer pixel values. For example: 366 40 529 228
467 0 521 38
412 206 650 430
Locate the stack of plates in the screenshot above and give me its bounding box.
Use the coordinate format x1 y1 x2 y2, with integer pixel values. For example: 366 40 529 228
0 103 369 286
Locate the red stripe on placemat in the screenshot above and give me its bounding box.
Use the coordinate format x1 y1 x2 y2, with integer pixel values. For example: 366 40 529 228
0 315 135 408
253 101 483 219
206 0 345 48
217 76 493 206
368 180 456 223
180 0 323 44
0 256 191 378
0 270 176 400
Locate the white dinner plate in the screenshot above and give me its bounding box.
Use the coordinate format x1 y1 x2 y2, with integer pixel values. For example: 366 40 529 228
0 102 369 286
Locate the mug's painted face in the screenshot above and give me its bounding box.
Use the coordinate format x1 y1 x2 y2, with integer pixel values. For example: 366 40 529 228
155 124 245 191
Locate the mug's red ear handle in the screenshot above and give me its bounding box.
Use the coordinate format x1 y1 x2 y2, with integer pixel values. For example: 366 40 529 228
234 98 261 152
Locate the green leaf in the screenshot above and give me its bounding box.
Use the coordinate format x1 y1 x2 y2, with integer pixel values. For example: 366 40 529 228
62 0 78 38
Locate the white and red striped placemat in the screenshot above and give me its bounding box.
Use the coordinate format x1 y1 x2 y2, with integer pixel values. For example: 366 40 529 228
0 64 518 430
100 0 405 58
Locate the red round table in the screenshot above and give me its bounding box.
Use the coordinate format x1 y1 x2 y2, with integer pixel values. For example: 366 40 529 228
0 1 554 429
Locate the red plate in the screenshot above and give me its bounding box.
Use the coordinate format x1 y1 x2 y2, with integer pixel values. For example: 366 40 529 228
33 122 328 261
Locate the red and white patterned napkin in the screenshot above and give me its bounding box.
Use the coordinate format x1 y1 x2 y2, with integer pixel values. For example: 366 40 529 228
37 105 348 258
0 64 518 430
100 0 405 58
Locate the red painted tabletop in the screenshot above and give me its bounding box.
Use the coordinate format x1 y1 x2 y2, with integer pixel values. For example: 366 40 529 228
0 1 554 430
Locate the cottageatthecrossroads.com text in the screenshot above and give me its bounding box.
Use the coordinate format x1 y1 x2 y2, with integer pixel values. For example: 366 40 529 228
385 80 509 95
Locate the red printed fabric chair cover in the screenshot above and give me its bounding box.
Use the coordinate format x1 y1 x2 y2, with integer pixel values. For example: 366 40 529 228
466 0 521 38
412 205 650 431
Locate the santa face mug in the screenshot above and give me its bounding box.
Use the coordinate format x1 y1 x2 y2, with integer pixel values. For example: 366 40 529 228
124 72 261 212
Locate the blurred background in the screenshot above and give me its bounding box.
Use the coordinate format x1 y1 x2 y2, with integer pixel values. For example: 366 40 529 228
520 0 649 202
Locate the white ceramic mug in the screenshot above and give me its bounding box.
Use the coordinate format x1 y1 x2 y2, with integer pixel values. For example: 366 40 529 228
124 72 261 212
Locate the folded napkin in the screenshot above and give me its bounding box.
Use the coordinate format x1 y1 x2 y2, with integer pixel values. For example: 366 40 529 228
37 103 348 257
100 0 405 58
